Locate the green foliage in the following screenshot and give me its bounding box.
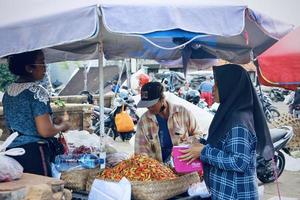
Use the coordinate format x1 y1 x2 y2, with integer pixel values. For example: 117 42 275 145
54 98 66 108
0 63 16 92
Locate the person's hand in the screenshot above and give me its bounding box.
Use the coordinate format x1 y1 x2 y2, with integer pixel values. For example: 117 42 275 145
178 143 205 165
53 116 63 125
61 121 71 132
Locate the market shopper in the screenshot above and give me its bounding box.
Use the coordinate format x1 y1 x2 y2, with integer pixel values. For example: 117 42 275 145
288 87 300 115
3 50 70 176
134 82 203 163
180 64 274 200
178 81 193 99
198 76 214 107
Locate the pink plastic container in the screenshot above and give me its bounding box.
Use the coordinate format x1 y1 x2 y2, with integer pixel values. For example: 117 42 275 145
172 145 203 174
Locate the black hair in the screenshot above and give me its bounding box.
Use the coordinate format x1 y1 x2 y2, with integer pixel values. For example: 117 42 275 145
8 50 43 76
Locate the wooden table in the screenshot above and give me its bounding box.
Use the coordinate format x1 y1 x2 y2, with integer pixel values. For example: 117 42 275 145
0 173 64 200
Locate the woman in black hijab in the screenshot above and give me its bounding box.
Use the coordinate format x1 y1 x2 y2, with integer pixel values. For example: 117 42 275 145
180 64 274 200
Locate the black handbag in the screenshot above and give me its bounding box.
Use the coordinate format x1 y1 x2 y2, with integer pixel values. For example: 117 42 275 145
46 137 64 157
10 129 65 160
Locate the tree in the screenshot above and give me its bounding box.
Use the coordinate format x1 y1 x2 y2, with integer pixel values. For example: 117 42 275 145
0 63 16 92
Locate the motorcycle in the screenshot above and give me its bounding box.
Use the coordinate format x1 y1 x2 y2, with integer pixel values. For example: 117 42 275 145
159 71 186 93
256 126 294 183
258 92 281 123
92 90 139 141
269 88 285 102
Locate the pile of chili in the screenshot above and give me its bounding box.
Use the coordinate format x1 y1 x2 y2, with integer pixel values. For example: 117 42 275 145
97 154 177 181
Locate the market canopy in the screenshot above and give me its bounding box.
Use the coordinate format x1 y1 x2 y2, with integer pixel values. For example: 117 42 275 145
0 0 294 69
257 26 300 90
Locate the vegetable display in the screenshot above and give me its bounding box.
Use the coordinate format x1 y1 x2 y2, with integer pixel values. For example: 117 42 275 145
97 154 177 181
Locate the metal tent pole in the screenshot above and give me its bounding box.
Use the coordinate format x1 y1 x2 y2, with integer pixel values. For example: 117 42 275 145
98 18 106 169
127 59 131 89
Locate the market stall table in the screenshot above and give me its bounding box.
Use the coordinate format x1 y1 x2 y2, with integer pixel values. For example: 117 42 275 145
0 173 71 200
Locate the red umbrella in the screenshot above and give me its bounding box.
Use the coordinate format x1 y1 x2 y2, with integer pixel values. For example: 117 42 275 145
258 27 300 90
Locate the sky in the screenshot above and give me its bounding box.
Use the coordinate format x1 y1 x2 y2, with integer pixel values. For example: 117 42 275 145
159 0 300 27
1 0 299 26
242 0 300 26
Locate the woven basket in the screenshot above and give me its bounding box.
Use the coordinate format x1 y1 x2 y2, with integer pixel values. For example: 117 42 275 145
86 168 100 191
61 168 97 191
131 172 200 200
271 113 300 151
86 172 200 200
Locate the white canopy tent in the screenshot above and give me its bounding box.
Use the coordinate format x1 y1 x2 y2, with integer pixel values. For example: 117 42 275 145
0 0 293 62
0 0 294 166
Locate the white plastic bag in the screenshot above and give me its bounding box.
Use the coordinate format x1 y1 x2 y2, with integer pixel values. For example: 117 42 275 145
0 132 25 182
0 155 24 182
88 177 131 200
188 181 211 198
258 185 264 200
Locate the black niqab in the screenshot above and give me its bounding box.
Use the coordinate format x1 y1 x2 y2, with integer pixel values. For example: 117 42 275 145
207 64 274 160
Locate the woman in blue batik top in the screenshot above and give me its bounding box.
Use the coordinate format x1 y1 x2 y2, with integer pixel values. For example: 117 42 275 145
180 64 274 199
3 50 70 176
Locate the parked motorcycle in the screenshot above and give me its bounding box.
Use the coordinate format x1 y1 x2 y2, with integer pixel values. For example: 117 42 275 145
256 126 294 183
159 71 186 93
269 88 285 102
92 90 139 141
258 92 281 123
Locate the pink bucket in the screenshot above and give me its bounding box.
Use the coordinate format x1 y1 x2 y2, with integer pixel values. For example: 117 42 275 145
172 145 203 174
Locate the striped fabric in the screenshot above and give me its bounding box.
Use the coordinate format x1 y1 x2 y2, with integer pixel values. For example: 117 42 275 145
134 101 203 162
201 126 259 200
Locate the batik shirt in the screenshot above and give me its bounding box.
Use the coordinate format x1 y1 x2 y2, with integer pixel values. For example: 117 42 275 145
135 100 203 162
201 126 258 200
3 82 52 148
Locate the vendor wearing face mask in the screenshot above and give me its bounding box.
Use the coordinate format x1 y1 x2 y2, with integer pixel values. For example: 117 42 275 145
134 82 203 163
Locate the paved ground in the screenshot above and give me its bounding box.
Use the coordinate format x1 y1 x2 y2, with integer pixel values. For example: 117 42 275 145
262 170 300 199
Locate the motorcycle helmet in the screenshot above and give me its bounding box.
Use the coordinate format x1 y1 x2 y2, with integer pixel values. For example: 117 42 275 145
118 89 129 101
185 89 200 105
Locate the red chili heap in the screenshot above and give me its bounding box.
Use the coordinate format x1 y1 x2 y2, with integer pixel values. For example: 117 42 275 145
98 154 177 181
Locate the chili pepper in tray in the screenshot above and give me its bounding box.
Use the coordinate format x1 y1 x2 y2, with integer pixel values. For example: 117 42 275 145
97 154 177 181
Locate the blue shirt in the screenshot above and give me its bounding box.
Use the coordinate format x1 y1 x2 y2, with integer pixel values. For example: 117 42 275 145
201 126 258 200
155 114 173 163
199 81 213 93
3 82 52 148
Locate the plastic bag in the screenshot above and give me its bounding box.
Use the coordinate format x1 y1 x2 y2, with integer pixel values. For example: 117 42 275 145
0 155 24 182
88 177 131 200
106 152 129 167
188 181 210 198
63 130 118 154
0 132 25 182
115 105 134 133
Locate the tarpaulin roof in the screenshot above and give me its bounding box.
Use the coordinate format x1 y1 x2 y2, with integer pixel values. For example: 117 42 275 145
258 26 300 90
0 0 293 65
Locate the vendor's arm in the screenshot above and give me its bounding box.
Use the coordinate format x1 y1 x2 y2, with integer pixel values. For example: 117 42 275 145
35 114 70 138
31 90 70 138
134 120 155 158
200 126 256 173
185 108 203 138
